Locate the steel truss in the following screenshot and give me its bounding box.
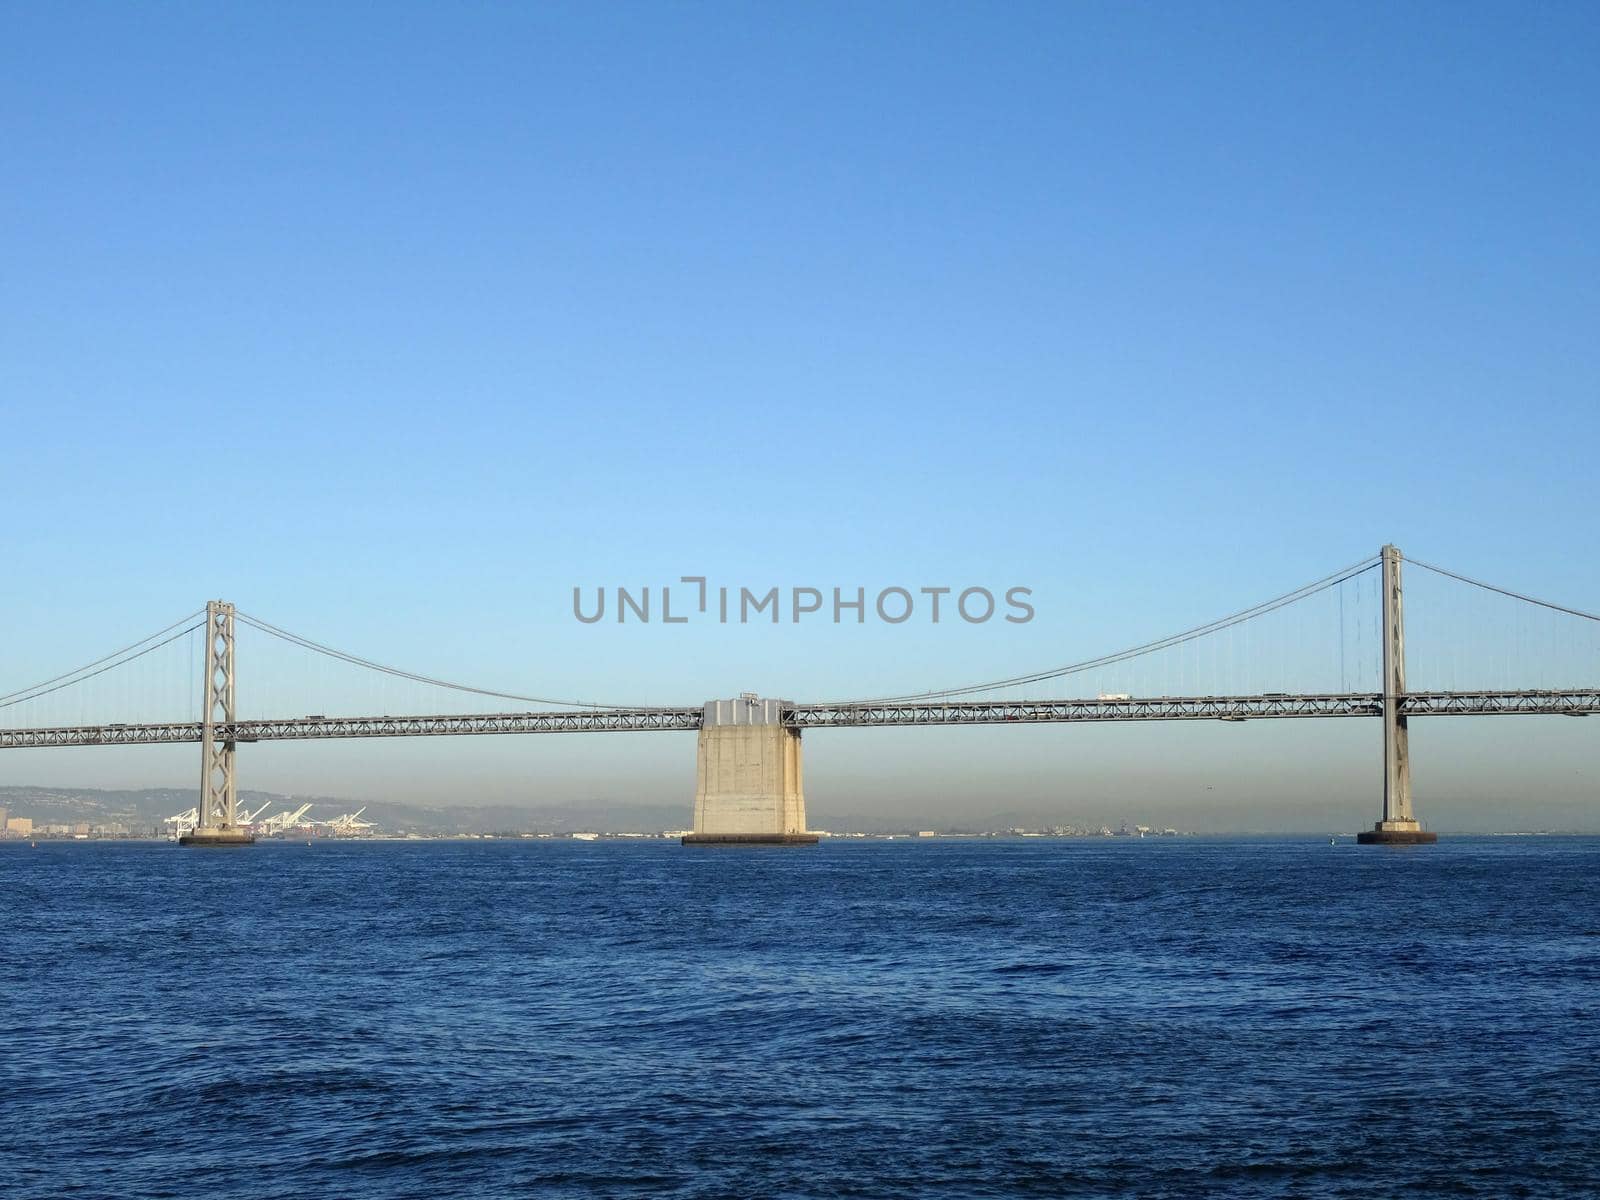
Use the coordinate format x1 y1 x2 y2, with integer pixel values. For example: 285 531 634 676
788 694 1385 726
3 691 1597 750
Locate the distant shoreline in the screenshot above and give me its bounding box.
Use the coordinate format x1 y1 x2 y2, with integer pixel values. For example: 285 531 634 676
6 830 1599 846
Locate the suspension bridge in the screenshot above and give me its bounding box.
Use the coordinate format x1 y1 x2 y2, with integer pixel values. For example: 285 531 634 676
2 547 1596 845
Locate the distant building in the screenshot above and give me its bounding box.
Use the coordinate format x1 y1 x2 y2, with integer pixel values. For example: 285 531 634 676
7 817 33 837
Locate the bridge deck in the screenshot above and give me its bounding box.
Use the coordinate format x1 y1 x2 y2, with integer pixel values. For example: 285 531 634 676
1 691 1595 749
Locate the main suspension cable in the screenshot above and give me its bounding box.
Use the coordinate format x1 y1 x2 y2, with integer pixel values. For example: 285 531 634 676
0 609 207 707
1408 557 1600 624
234 611 647 710
0 619 205 711
814 554 1382 705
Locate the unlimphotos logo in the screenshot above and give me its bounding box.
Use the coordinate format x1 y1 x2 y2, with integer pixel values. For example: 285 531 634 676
573 578 1034 625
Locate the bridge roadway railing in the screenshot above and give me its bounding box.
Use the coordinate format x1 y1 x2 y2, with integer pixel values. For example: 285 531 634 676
1 691 1597 749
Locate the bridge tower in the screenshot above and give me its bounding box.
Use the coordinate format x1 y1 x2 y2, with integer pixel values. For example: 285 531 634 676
1358 545 1436 844
180 600 254 847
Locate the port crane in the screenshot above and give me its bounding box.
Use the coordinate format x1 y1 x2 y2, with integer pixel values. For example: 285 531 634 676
258 803 314 834
320 806 374 834
163 806 199 839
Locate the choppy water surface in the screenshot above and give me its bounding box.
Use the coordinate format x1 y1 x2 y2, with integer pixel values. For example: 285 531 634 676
2 837 1597 1198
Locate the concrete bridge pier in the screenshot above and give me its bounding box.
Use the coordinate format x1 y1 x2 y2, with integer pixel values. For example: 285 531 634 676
1358 545 1436 845
683 696 817 845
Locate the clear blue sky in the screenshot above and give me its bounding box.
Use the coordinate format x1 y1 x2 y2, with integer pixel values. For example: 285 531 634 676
2 2 1597 827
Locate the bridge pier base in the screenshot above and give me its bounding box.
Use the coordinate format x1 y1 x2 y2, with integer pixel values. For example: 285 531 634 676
178 826 256 847
684 697 816 845
1357 818 1436 845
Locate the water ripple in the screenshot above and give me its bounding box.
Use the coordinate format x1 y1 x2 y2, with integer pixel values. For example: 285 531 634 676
3 836 1598 1197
